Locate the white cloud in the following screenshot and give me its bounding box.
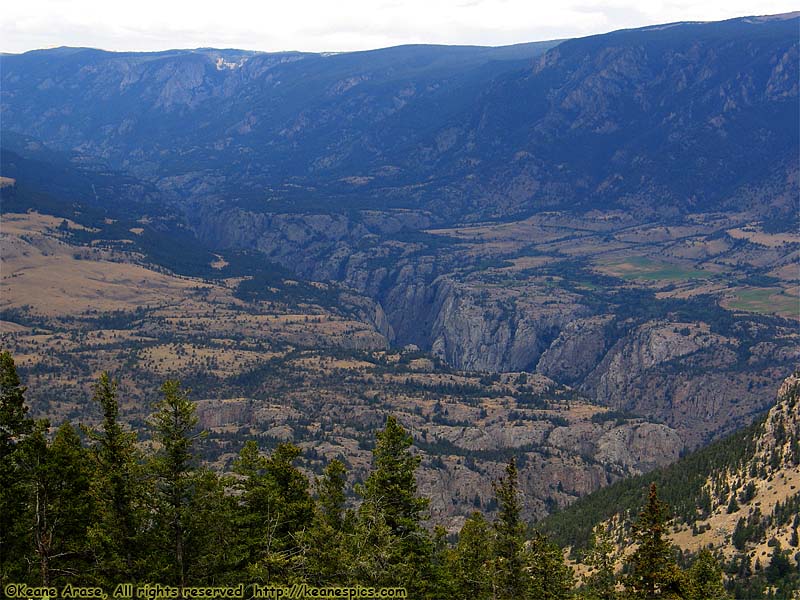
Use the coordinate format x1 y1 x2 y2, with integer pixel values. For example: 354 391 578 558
0 0 797 53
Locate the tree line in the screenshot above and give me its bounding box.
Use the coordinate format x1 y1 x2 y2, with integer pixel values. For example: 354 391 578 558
1 351 734 598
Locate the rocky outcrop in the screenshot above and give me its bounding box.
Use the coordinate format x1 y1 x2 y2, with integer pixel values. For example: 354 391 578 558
593 422 684 472
578 321 795 447
756 373 800 464
416 413 684 526
588 321 727 384
427 277 589 372
191 207 366 280
195 398 252 428
377 259 440 346
339 291 395 342
582 321 728 409
536 315 613 383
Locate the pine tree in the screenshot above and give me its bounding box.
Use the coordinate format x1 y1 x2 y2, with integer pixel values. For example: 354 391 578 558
429 525 456 599
764 541 792 585
492 457 528 599
185 468 234 585
300 459 352 585
0 352 34 586
147 380 203 589
526 530 575 600
232 439 276 573
581 524 617 600
232 441 312 583
44 424 94 582
254 443 314 583
0 351 32 456
451 512 493 600
356 415 432 596
16 422 94 586
623 483 683 599
85 372 143 584
317 459 347 532
349 498 398 588
263 443 314 540
686 548 729 600
361 415 428 535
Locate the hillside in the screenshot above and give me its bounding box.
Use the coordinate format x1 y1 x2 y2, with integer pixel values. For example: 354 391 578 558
3 137 797 455
541 373 800 595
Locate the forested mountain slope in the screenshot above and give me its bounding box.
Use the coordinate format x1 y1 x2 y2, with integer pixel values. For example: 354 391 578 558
541 373 800 595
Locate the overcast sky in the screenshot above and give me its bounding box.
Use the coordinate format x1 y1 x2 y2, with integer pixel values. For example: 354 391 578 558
2 0 798 54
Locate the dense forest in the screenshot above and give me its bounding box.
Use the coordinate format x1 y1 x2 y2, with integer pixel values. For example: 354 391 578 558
1 351 797 599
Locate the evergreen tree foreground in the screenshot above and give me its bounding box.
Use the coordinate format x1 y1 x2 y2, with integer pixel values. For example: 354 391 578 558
0 355 775 598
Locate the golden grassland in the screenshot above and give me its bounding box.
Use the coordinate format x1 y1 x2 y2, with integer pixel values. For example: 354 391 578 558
138 343 285 377
1 212 207 316
670 467 800 561
1 211 385 344
726 225 800 248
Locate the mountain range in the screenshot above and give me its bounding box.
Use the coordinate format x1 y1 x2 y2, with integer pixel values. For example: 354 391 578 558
2 14 797 222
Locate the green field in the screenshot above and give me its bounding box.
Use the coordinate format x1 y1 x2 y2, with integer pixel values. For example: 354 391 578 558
604 256 710 282
726 287 799 318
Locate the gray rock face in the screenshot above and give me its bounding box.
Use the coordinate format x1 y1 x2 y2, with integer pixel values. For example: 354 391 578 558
339 291 395 342
416 411 685 527
195 207 592 377
536 315 613 384
427 277 588 372
593 422 684 472
379 259 440 346
193 207 366 280
574 321 794 447
189 202 795 455
584 321 727 403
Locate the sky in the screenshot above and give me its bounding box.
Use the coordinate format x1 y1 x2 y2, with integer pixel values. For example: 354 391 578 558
2 0 798 54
